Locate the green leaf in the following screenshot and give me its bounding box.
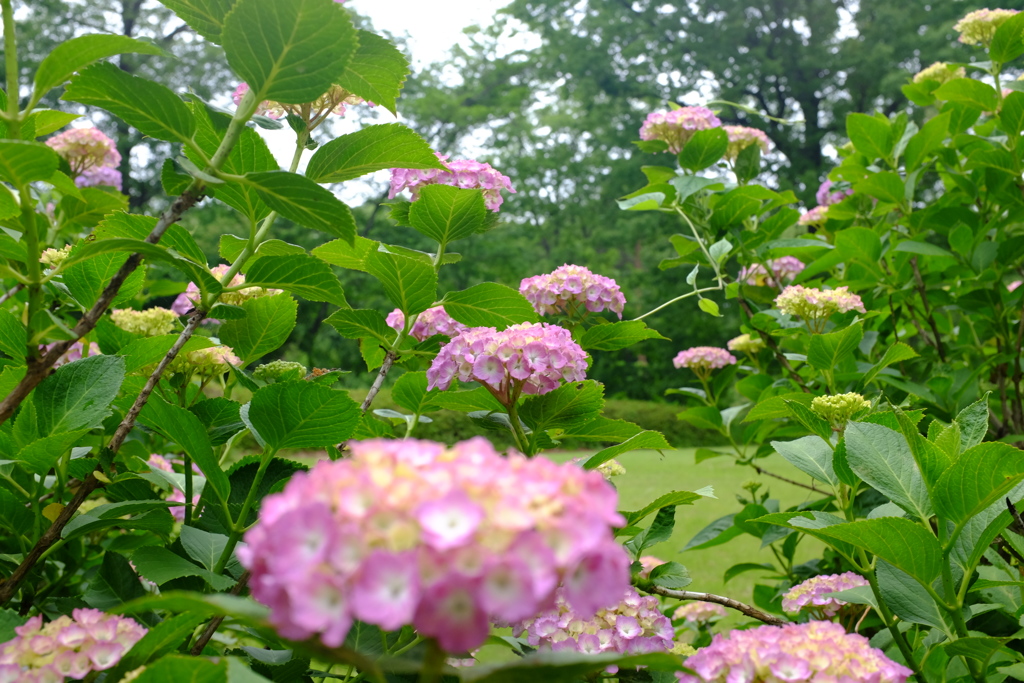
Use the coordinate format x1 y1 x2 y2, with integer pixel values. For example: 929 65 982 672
190 398 245 447
991 12 1024 62
622 491 703 527
846 113 893 160
0 309 25 360
678 127 728 171
63 62 195 143
131 547 234 590
583 430 671 469
247 381 360 449
945 636 1010 665
0 186 18 221
933 442 1024 525
138 395 230 503
407 184 488 249
219 293 298 365
814 517 942 585
876 560 950 630
893 240 954 258
94 212 207 266
392 371 443 414
1001 92 1024 137
244 254 347 306
770 435 838 486
430 387 503 413
862 343 918 385
17 430 90 475
325 309 394 345
441 282 537 329
845 421 933 522
245 171 356 242
59 186 129 228
934 78 999 112
649 561 691 589
63 248 146 309
129 656 225 683
556 417 644 442
114 591 269 624
34 354 124 435
626 505 677 557
0 140 61 186
904 111 950 170
892 405 951 488
117 335 215 375
366 250 437 316
520 380 604 433
83 552 147 611
578 321 667 352
734 143 762 183
34 35 163 100
160 0 234 42
807 323 863 372
222 0 357 104
854 172 905 205
784 400 833 442
698 298 721 316
311 236 377 271
335 30 409 115
306 123 442 183
955 394 990 452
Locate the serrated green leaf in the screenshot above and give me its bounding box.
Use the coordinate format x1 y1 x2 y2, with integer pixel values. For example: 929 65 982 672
520 380 604 433
34 354 124 435
335 30 409 114
771 435 838 486
244 253 347 306
94 211 207 265
807 323 862 372
678 127 728 171
846 421 932 522
117 335 214 375
131 547 234 590
245 171 356 242
862 342 918 385
0 140 61 186
160 0 234 42
934 442 1024 525
247 381 360 449
407 184 488 247
584 430 671 469
34 35 163 100
311 236 377 271
306 123 442 183
846 113 892 160
366 250 437 316
0 309 26 360
219 293 297 365
392 371 443 414
935 78 999 111
325 309 394 345
442 282 536 329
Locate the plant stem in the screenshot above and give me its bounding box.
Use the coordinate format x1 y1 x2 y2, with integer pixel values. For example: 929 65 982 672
183 454 194 526
641 584 787 625
2 0 20 134
189 570 250 655
418 639 446 683
214 449 275 575
861 556 923 679
506 400 532 456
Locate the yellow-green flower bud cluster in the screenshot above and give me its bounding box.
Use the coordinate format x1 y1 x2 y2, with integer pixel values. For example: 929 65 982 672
811 392 871 429
913 62 966 86
253 360 308 383
40 245 72 270
110 307 177 337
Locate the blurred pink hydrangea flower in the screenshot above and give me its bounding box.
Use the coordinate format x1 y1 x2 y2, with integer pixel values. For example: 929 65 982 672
782 572 870 618
775 285 865 332
677 621 912 683
427 323 588 403
737 256 805 287
954 8 1019 46
674 601 727 626
239 437 630 653
515 587 677 659
798 205 830 227
386 306 467 342
519 265 626 319
639 107 722 154
1008 280 1022 292
0 609 146 682
232 82 366 120
389 153 515 212
637 556 665 579
815 180 853 206
45 127 122 190
672 347 737 380
146 456 200 522
723 125 770 161
41 341 101 368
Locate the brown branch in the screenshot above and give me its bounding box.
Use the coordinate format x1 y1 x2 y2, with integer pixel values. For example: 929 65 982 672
910 257 946 362
642 584 788 625
360 350 397 412
0 284 23 306
737 296 811 393
751 463 822 493
190 571 250 655
1012 308 1024 434
0 186 204 427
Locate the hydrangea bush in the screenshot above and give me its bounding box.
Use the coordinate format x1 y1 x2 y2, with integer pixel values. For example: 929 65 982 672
2 0 1024 681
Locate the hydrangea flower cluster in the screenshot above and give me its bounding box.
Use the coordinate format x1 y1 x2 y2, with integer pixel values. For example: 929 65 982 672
427 323 589 403
913 61 966 85
782 572 871 618
111 307 177 337
677 621 912 683
45 127 123 190
0 609 146 682
519 265 626 319
798 205 830 227
811 393 872 430
232 83 366 120
515 587 688 658
672 347 737 380
42 341 101 368
171 264 282 316
815 180 853 207
954 8 1019 46
775 285 866 332
639 107 722 154
168 345 241 376
722 125 770 161
674 601 727 626
239 438 631 654
1009 280 1022 293
738 256 805 287
253 360 308 383
386 306 468 342
389 153 516 212
39 245 71 270
147 455 199 523
726 333 765 354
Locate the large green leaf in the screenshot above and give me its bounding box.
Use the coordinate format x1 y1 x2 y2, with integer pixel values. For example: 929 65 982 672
34 354 124 435
160 0 235 42
245 171 356 242
862 343 918 385
246 381 360 449
520 380 604 433
678 127 728 171
93 211 207 265
219 293 298 365
131 546 234 590
325 309 394 345
138 395 230 503
935 78 1000 111
876 560 951 630
955 394 990 452
366 250 437 316
0 309 25 361
933 442 1024 525
812 517 943 585
0 141 61 186
807 323 862 372
579 321 668 351
846 113 893 160
244 253 347 306
83 552 147 611
17 430 90 476
335 30 409 115
392 371 443 414
770 435 838 487
441 283 537 329
845 421 933 522
222 0 357 104
991 12 1024 62
63 63 195 144
34 35 163 100
311 236 377 271
306 123 442 183
407 184 488 247
583 431 672 469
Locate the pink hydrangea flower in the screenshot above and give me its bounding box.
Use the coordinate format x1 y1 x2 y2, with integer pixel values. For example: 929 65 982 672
427 323 589 403
677 621 912 683
672 347 737 380
519 265 626 319
816 180 853 206
1008 280 1021 292
639 107 722 154
238 438 630 653
674 601 727 626
76 165 123 191
737 256 805 287
389 153 516 212
723 125 770 161
232 82 366 120
171 264 282 319
45 127 121 177
40 341 101 368
782 572 870 618
386 306 467 342
798 205 830 227
775 285 866 332
0 609 146 681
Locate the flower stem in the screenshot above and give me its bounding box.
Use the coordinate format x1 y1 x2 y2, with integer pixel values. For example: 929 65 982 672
214 448 276 575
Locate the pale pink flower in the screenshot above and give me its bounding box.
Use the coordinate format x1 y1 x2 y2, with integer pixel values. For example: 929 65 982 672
389 153 515 211
723 125 770 161
386 306 467 341
782 572 869 618
520 265 626 318
639 107 722 154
